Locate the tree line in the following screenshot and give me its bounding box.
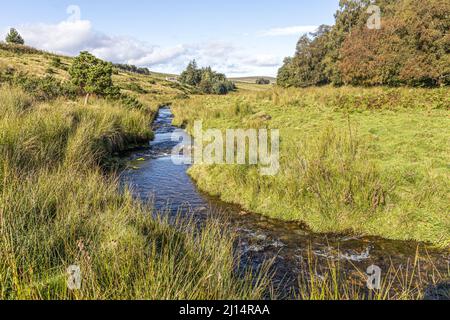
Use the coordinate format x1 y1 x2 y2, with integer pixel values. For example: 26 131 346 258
179 60 236 95
113 63 151 75
278 0 450 88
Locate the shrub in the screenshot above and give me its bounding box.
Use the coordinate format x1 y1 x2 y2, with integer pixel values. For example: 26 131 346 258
113 63 151 75
69 52 115 104
256 78 270 85
179 61 236 95
50 56 62 68
0 72 78 101
123 82 148 94
0 42 43 55
119 93 145 110
5 28 24 45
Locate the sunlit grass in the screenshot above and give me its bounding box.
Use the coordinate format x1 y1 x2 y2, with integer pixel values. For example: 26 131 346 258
295 246 450 300
172 86 450 247
0 86 269 300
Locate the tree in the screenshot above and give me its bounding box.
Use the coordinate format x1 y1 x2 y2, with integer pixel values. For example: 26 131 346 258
277 0 450 88
278 26 332 88
69 52 116 104
179 61 236 95
339 0 450 86
179 60 202 86
277 57 295 87
256 78 270 85
5 28 24 45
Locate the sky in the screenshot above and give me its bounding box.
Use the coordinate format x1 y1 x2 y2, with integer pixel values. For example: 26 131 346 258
0 0 340 77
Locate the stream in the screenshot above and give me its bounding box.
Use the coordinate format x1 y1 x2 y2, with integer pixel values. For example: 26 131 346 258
121 107 449 298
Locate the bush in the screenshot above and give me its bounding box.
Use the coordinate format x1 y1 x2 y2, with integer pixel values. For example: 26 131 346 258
123 82 148 94
0 42 43 55
0 71 78 101
179 61 236 95
69 52 115 103
113 63 151 75
119 93 145 110
5 28 24 45
256 78 270 85
50 56 62 68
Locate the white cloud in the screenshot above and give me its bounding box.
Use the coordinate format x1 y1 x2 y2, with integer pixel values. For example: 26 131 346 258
13 19 186 66
128 45 187 66
243 54 281 67
20 20 94 53
2 15 283 77
261 25 318 37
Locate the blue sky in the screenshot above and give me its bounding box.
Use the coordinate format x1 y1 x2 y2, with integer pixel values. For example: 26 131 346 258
0 0 340 76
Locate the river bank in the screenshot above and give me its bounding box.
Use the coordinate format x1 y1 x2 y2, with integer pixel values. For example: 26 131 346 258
121 107 450 299
171 86 450 248
0 87 268 300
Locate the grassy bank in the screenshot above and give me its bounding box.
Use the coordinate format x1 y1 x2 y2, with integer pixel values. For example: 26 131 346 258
172 86 450 247
0 86 269 299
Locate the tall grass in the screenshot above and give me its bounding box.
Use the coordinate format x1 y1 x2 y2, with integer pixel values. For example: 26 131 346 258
172 86 450 247
296 247 449 300
0 86 269 299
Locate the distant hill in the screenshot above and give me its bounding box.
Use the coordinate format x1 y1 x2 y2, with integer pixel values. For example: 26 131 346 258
229 76 276 84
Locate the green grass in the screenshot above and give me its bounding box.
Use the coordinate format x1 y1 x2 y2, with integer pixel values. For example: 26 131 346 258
1 44 448 300
0 43 190 109
0 86 269 299
172 86 450 247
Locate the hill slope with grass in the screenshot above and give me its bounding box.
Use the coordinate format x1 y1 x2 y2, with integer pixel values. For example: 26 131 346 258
0 43 195 106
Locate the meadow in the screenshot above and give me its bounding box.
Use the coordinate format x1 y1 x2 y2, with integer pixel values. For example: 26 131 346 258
0 43 271 299
0 43 448 300
172 85 450 247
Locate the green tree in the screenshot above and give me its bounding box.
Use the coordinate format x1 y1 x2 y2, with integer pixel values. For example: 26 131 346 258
179 61 236 94
69 52 115 104
277 58 295 87
179 60 202 86
256 78 270 85
278 26 332 88
5 28 24 45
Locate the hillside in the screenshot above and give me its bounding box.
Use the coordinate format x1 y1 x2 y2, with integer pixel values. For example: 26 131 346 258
0 43 193 107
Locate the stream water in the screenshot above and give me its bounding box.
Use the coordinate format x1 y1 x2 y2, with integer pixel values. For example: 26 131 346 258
121 107 449 298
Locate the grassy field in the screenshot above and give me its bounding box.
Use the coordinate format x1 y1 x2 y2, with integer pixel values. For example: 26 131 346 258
1 43 448 300
0 85 271 300
0 45 271 299
172 85 450 247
